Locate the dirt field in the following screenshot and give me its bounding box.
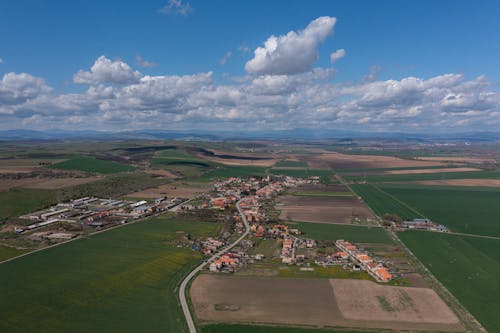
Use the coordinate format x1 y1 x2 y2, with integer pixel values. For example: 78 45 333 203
331 279 460 326
384 167 481 175
0 159 64 174
0 177 101 191
416 156 496 164
412 178 500 187
126 183 208 199
277 195 374 224
190 275 463 332
308 152 445 169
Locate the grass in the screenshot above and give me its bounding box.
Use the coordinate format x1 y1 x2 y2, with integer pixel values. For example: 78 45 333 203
289 222 394 244
344 169 500 183
201 324 375 333
274 160 308 167
0 188 57 222
0 215 221 333
398 231 500 332
350 184 423 221
197 165 267 182
50 155 136 174
381 184 500 237
0 244 28 261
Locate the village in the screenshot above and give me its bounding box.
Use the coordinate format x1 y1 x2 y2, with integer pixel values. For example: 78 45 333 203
190 175 396 283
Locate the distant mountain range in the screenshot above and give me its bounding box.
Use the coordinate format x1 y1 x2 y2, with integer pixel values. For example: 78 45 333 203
0 128 499 142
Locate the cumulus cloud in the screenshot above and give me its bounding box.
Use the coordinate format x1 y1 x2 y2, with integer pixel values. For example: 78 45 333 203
0 72 52 106
330 49 346 63
136 55 158 68
74 56 142 85
245 16 336 75
159 0 193 16
220 51 232 65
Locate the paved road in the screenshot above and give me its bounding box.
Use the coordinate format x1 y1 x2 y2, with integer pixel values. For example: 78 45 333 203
179 199 251 333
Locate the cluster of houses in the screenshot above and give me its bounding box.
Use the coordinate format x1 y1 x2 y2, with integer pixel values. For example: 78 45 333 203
200 237 226 255
336 240 393 282
400 218 448 232
16 196 187 234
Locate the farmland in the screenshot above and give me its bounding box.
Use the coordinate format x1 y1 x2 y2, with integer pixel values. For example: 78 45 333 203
277 195 375 224
398 231 500 332
190 275 462 331
269 168 333 183
344 169 500 183
49 155 136 174
201 324 371 333
381 184 500 237
0 188 58 222
291 222 394 244
0 215 221 333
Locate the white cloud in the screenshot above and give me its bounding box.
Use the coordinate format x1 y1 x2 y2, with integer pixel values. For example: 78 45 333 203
159 0 193 16
0 72 52 106
136 55 158 68
74 56 142 85
220 51 232 65
245 16 336 75
330 49 346 63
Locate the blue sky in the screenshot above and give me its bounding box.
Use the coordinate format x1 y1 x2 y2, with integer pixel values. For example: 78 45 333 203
0 0 499 132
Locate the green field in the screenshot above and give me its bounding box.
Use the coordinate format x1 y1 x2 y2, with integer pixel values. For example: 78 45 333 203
198 165 267 181
289 222 394 244
381 185 500 237
50 156 136 174
0 244 28 261
201 324 373 333
350 184 423 220
0 188 57 222
344 169 500 182
0 215 221 333
274 160 308 167
398 231 500 332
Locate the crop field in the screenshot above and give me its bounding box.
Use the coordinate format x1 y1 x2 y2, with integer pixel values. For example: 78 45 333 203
277 195 374 224
344 169 500 183
49 155 136 174
381 184 500 237
0 244 28 262
191 275 461 331
201 324 374 333
273 160 309 167
350 184 423 221
291 222 394 244
197 165 267 181
398 231 500 332
0 188 57 222
0 215 221 333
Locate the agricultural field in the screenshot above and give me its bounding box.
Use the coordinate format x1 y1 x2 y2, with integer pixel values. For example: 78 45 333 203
49 155 136 174
269 168 333 183
0 244 28 262
277 195 375 225
201 324 371 333
0 188 58 222
197 165 267 181
344 169 500 183
190 275 462 332
398 231 500 332
381 184 500 237
292 222 394 244
273 160 309 168
0 215 221 333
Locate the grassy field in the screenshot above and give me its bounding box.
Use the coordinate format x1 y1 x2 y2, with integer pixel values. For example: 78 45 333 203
289 222 394 244
0 215 221 333
344 169 500 182
398 231 500 332
274 160 308 167
50 155 136 174
381 184 500 237
197 165 267 181
0 188 57 222
201 324 374 333
350 184 423 221
0 244 28 261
